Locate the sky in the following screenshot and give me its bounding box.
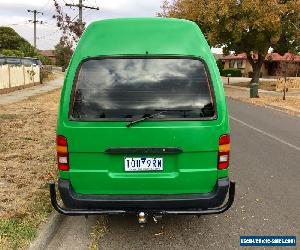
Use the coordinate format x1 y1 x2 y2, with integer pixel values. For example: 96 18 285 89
0 0 222 53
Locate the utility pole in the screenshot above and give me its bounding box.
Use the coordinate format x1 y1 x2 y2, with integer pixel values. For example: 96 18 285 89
65 0 99 24
28 10 43 48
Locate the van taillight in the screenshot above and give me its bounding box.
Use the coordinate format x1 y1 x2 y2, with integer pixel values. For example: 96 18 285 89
56 135 69 171
218 134 230 170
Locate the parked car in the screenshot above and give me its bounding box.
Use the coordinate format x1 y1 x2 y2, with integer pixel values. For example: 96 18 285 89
50 18 235 222
0 56 43 68
0 56 21 65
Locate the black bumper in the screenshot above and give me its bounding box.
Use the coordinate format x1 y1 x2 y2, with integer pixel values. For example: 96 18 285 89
50 178 235 215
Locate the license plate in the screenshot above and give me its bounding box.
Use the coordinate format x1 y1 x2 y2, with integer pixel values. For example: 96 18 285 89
124 157 163 171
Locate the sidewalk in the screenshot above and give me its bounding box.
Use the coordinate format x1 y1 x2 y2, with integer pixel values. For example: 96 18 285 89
0 72 64 105
224 84 300 97
221 76 277 85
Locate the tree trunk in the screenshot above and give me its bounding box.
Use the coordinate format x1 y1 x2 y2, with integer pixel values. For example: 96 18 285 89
246 53 265 84
251 63 261 83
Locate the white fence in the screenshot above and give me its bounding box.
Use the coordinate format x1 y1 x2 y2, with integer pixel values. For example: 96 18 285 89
0 65 40 90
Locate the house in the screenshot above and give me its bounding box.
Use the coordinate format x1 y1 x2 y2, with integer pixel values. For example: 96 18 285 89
222 52 300 77
39 50 56 65
265 53 300 77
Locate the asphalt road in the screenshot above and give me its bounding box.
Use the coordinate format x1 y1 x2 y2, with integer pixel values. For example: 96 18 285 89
40 98 300 250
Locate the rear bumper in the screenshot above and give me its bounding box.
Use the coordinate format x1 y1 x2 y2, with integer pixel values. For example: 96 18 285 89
50 178 235 215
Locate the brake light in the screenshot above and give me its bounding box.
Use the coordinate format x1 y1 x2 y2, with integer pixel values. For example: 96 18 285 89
218 134 230 170
56 135 69 171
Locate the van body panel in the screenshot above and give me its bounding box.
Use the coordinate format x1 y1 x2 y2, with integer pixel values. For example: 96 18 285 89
57 18 230 198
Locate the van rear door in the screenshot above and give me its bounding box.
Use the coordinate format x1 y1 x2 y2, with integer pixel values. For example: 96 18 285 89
64 57 222 195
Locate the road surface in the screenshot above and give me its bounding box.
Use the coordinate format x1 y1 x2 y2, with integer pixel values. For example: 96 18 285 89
36 98 300 249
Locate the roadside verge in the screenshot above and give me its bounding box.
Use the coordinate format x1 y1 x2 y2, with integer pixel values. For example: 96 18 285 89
28 212 64 250
224 85 300 117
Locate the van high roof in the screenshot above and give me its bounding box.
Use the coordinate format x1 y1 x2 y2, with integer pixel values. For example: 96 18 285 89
71 18 213 64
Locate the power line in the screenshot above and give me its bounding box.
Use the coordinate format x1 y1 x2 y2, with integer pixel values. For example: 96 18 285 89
37 30 60 40
65 0 99 24
6 21 30 26
28 9 44 48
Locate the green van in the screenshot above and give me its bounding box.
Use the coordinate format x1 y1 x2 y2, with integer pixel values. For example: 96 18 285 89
50 18 235 221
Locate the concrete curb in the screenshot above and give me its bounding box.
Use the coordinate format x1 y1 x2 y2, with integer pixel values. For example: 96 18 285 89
28 211 65 250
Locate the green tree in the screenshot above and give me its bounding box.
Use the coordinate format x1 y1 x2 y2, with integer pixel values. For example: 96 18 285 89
0 27 29 51
273 1 300 54
36 54 52 65
0 49 24 57
160 0 300 83
0 26 53 64
20 43 36 57
54 42 73 68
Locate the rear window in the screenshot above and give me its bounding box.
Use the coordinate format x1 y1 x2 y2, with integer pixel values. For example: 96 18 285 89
6 58 21 65
71 58 215 120
21 58 34 65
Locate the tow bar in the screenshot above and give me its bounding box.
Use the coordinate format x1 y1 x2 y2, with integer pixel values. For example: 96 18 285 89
49 181 235 218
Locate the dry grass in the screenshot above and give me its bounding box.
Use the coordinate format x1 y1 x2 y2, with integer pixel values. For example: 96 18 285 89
0 89 61 249
233 95 300 116
89 216 109 250
233 81 277 91
225 82 300 116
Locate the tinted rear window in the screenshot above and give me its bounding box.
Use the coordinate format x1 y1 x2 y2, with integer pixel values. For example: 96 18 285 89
71 58 215 120
6 58 21 65
21 58 34 65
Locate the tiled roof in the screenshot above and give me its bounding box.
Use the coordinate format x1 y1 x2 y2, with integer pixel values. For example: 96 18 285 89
39 50 55 57
222 53 248 60
266 52 300 62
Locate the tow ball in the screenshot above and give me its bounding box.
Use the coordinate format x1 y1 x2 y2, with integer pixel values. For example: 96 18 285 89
138 212 147 225
138 212 163 225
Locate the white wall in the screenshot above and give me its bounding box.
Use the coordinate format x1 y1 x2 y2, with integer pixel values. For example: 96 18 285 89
0 65 40 90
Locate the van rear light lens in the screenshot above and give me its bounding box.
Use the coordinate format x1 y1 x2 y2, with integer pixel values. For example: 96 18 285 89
219 134 230 145
56 146 68 153
56 135 69 171
57 136 67 146
219 154 228 162
58 163 69 171
218 134 230 170
58 156 68 164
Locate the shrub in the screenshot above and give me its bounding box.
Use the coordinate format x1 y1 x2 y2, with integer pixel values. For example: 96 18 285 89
36 54 51 65
222 68 242 77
